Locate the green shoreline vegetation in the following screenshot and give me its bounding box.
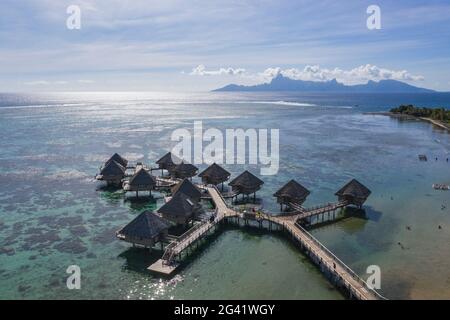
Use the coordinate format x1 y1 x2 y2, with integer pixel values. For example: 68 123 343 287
390 105 450 123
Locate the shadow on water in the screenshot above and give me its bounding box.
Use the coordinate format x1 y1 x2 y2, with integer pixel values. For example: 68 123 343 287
307 206 383 232
97 184 126 205
357 206 383 222
118 247 164 274
96 184 122 193
232 197 263 206
125 196 158 213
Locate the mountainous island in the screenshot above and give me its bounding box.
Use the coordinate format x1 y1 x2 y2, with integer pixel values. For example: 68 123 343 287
213 74 435 93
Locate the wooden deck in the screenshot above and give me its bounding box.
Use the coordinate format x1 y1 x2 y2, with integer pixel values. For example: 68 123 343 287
260 214 383 300
148 186 237 275
286 200 349 221
147 184 385 300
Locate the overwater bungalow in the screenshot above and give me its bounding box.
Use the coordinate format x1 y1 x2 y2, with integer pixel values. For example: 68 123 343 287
171 178 202 203
156 152 182 175
106 153 128 168
96 160 126 186
335 179 371 208
171 162 198 180
123 168 157 197
274 179 310 211
229 170 264 202
157 192 197 225
116 211 170 249
198 163 231 190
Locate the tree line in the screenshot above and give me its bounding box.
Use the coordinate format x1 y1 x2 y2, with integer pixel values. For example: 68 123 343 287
390 105 450 122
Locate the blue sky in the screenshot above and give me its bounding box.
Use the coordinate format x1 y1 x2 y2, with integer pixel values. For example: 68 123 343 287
1 0 450 91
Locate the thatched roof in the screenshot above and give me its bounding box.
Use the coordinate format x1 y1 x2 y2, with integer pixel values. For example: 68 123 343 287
172 178 202 201
335 179 371 199
106 153 128 168
171 162 198 179
118 211 170 240
100 160 126 177
274 179 310 199
198 163 230 183
229 170 264 189
129 168 156 187
156 152 182 168
158 192 195 219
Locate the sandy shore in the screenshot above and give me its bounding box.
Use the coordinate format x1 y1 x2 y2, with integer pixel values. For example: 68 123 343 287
420 117 450 131
365 111 450 132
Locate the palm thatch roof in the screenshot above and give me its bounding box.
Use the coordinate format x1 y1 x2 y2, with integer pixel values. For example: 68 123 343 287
100 160 126 177
117 211 170 240
335 179 371 199
274 179 310 200
106 153 128 168
156 152 182 170
171 162 198 179
157 192 195 220
229 170 264 194
198 163 230 184
128 168 156 188
171 178 202 201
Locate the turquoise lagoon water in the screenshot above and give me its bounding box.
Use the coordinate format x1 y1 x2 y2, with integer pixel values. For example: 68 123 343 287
1 92 450 299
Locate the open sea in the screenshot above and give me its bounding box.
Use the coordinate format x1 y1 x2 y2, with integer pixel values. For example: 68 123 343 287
2 91 450 300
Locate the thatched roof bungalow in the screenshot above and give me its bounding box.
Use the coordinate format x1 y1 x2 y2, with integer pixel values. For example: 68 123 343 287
198 163 230 187
116 211 170 248
229 170 264 196
171 162 198 179
97 160 126 186
274 180 310 210
106 153 128 168
171 178 202 203
335 179 371 208
157 192 196 225
123 168 157 196
156 152 182 172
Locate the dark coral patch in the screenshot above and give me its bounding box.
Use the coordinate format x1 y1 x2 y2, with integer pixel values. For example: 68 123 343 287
91 227 117 245
0 246 15 256
21 230 61 250
17 284 31 294
53 237 88 254
69 225 89 237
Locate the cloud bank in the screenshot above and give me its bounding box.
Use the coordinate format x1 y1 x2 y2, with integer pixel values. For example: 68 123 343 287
190 64 246 76
189 64 425 85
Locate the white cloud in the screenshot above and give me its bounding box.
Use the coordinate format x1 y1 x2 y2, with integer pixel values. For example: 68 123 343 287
277 64 424 84
189 64 246 76
189 64 425 85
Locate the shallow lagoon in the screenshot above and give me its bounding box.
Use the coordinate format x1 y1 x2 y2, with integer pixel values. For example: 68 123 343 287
1 92 450 299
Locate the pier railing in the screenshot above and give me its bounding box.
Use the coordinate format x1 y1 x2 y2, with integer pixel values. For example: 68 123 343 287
291 222 387 300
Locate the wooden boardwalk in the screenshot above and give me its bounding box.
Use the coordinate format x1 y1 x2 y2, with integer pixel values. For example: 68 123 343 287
148 186 237 275
287 200 349 220
260 214 383 300
147 184 385 300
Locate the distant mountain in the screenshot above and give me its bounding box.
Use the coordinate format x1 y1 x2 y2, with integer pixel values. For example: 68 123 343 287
213 74 435 93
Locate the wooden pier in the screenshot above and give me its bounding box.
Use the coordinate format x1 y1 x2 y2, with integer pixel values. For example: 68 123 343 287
261 214 384 300
102 154 383 299
148 186 237 275
147 184 385 300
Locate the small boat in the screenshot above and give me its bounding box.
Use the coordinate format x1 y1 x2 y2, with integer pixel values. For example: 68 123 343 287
432 184 450 190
